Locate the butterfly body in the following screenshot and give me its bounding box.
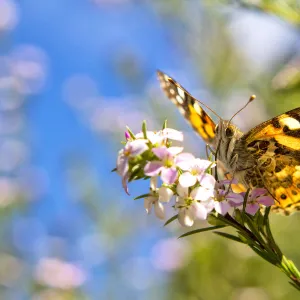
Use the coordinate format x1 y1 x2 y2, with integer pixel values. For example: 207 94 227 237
157 70 300 215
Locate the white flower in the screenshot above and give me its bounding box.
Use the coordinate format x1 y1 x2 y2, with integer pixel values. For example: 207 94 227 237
136 128 183 146
144 177 174 219
177 158 216 188
175 184 214 227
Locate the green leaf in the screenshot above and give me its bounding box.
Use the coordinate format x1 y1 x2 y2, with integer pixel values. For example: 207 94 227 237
214 213 242 230
164 214 178 226
255 210 265 232
233 209 244 225
111 167 117 172
142 120 147 139
207 214 228 226
241 188 251 220
214 231 245 244
178 225 226 238
134 194 150 200
162 119 167 129
126 126 136 139
263 206 271 226
243 213 266 246
249 245 278 265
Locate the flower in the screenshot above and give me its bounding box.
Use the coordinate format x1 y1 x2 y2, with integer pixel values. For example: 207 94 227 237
136 128 183 146
117 139 148 193
144 177 174 219
124 131 130 140
144 146 192 184
213 179 244 215
35 257 86 289
177 158 216 188
175 184 214 227
244 188 274 215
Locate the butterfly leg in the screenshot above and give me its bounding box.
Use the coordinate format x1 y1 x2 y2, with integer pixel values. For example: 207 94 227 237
224 154 240 196
205 144 216 158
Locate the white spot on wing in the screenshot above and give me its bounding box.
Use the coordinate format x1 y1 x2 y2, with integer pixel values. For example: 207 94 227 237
178 106 186 115
193 103 203 115
176 95 184 104
177 88 185 99
280 117 300 129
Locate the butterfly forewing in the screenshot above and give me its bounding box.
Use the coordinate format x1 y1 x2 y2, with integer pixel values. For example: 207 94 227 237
157 70 216 145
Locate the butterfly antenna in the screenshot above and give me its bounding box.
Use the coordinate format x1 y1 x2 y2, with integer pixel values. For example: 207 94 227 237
195 99 222 120
229 95 256 124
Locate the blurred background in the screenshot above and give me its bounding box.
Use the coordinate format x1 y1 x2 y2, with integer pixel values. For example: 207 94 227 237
0 0 300 299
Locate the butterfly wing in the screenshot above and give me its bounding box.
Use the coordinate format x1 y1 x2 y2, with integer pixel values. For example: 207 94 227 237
243 107 300 214
157 70 216 145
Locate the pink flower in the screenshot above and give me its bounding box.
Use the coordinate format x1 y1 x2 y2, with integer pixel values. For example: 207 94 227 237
124 131 131 140
213 179 244 215
245 188 274 215
144 146 193 184
117 139 149 193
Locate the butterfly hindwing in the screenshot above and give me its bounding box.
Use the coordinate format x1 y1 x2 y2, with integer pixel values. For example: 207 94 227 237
243 107 300 214
157 70 216 145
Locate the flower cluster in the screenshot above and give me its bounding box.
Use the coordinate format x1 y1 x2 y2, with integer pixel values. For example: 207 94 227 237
115 122 274 227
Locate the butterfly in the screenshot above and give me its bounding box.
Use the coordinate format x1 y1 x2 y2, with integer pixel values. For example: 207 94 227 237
157 70 300 215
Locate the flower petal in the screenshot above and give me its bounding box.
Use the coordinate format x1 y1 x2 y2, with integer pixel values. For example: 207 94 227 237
250 188 267 199
122 173 130 195
194 158 216 170
144 131 159 144
128 139 149 156
144 196 156 214
154 201 165 219
161 167 178 184
258 196 274 207
152 146 168 160
202 199 215 212
245 203 260 215
158 186 174 202
179 172 197 188
150 176 158 190
175 153 195 168
162 128 184 141
191 186 214 201
167 146 183 156
214 201 230 215
144 161 163 176
116 153 129 177
176 184 189 198
198 173 216 189
226 192 244 206
178 208 195 227
193 202 208 220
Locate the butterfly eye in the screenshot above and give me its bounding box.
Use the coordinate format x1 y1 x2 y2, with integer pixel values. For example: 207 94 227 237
225 127 234 137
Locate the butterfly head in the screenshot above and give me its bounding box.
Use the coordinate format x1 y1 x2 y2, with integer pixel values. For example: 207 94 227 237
214 120 244 167
215 120 240 141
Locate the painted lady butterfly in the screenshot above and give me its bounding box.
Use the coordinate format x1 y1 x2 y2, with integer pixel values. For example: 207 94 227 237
157 70 300 215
